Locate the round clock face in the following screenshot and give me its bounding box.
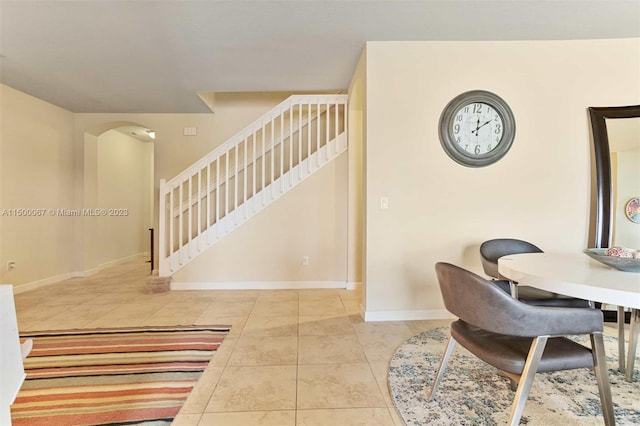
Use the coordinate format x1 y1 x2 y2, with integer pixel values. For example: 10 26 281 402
439 90 516 167
452 102 504 156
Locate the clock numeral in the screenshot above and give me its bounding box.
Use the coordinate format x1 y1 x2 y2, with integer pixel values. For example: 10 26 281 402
464 106 470 113
464 144 468 151
496 136 500 142
453 124 460 134
455 114 463 122
473 104 483 114
495 123 502 134
474 145 481 155
487 144 492 152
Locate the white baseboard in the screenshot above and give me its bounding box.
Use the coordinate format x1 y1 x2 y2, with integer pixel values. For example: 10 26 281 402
363 309 454 322
346 281 362 291
95 252 149 271
12 252 148 294
12 272 77 294
171 281 347 291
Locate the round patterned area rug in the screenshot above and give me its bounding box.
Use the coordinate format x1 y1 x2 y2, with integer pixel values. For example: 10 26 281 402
388 327 640 425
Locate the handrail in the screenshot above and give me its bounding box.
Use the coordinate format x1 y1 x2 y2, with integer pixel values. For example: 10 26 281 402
166 95 347 187
168 105 321 219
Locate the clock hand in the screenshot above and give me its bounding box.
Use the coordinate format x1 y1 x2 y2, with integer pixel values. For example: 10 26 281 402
471 119 492 134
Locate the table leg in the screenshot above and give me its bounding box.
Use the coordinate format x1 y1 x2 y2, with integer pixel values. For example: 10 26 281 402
618 306 626 373
626 308 639 382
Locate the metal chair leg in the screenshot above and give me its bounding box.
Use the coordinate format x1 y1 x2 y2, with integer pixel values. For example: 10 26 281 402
618 306 626 373
508 336 548 426
509 280 519 299
427 336 456 400
626 309 639 382
591 332 616 426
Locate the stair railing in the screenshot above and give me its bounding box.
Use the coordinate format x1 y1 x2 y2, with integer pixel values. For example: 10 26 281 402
159 94 347 276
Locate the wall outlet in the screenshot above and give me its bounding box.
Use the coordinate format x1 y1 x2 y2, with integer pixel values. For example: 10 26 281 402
301 256 309 266
7 261 16 270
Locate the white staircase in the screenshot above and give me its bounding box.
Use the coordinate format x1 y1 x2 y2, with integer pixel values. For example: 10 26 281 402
159 95 348 276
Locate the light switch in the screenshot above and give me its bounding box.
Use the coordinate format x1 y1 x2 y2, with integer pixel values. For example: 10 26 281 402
380 197 389 210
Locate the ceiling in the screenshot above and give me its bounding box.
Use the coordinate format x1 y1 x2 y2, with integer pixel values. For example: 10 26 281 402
1 1 638 114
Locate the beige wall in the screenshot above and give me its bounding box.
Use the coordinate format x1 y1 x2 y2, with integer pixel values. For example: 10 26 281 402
1 89 317 286
73 93 291 272
96 130 153 265
0 85 76 286
172 154 348 284
362 39 640 318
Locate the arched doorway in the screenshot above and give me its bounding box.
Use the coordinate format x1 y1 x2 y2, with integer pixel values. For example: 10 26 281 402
83 122 154 272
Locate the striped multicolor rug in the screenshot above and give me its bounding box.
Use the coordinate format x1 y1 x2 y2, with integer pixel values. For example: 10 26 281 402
12 325 230 426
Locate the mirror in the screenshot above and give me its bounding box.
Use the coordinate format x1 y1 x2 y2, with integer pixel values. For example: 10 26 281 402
588 105 640 249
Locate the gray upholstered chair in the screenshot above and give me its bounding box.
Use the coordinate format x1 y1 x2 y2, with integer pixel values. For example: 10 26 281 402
480 238 592 308
429 262 615 426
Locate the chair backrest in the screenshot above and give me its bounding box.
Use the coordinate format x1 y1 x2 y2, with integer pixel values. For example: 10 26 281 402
434 262 602 337
479 238 543 279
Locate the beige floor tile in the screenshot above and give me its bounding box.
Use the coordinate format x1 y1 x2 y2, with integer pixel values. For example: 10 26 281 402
104 302 169 319
178 366 225 414
404 319 451 334
199 410 296 426
206 366 297 412
353 322 414 362
86 316 157 328
251 299 299 316
83 292 146 305
368 362 394 407
228 336 298 366
198 300 256 317
342 300 362 314
171 413 202 426
16 304 69 322
298 335 367 364
243 315 298 337
211 291 260 302
298 315 355 336
296 408 395 426
256 290 299 301
143 314 203 326
299 299 347 316
298 289 341 300
208 336 238 367
149 300 211 316
297 363 385 409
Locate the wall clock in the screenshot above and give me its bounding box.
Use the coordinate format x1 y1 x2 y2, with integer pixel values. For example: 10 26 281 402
439 90 516 167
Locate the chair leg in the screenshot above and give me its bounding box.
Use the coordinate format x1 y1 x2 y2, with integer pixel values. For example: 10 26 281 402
591 332 615 426
507 336 548 426
626 309 639 382
427 336 456 400
618 306 626 373
509 280 519 299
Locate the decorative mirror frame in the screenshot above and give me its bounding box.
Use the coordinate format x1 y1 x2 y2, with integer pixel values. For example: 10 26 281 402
588 105 640 248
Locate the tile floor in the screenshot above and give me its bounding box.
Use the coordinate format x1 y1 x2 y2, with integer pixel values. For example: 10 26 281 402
13 256 625 426
13 256 449 426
